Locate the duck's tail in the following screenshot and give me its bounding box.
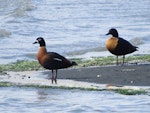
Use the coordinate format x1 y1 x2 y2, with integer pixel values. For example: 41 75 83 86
71 61 78 66
135 46 139 51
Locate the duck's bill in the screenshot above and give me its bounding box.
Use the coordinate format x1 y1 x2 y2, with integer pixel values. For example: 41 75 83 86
33 41 38 44
106 33 110 35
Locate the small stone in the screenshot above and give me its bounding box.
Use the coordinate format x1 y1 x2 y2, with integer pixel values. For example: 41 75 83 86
97 75 101 78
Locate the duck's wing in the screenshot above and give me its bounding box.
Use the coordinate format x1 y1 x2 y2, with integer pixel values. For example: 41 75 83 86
117 38 138 54
46 52 72 69
47 52 68 61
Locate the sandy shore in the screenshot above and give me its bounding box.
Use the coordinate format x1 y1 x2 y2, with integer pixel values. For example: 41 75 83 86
57 64 150 86
0 64 150 92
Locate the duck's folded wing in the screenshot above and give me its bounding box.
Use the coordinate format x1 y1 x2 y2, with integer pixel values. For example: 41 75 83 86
47 52 72 69
48 52 67 60
117 38 137 53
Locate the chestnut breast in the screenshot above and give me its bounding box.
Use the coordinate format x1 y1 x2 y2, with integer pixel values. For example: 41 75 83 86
37 47 48 66
106 37 118 51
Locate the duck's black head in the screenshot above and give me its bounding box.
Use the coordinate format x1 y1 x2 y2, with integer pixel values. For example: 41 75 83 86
106 28 119 37
33 37 46 47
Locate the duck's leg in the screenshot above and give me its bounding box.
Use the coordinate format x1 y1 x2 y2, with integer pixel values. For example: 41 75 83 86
122 55 125 65
51 70 54 84
116 56 118 65
54 70 58 84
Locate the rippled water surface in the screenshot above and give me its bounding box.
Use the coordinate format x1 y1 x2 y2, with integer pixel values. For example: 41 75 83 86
0 87 150 113
0 0 150 64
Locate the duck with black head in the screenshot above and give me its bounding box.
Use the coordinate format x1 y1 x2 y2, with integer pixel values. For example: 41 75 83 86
105 28 138 65
33 37 77 84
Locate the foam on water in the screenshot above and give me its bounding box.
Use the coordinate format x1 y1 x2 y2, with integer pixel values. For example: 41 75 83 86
0 29 11 37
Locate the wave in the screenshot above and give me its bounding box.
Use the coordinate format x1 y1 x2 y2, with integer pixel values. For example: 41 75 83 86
0 29 11 37
0 0 35 17
12 0 35 16
129 37 144 46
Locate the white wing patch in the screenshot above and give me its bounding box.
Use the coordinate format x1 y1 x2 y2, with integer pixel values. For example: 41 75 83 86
53 58 62 62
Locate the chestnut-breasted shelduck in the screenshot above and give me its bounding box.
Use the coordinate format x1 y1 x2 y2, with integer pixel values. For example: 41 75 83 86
106 28 138 65
33 37 77 84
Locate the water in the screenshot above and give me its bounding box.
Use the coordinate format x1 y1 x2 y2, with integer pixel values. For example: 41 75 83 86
0 0 150 64
0 87 149 113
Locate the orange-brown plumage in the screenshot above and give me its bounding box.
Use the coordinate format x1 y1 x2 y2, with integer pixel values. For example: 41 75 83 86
106 28 138 65
106 37 118 52
37 47 47 66
33 37 77 84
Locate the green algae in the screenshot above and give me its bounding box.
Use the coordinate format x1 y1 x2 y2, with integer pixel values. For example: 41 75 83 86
0 55 150 72
0 60 42 72
0 82 147 95
0 82 14 87
74 54 150 67
114 89 147 95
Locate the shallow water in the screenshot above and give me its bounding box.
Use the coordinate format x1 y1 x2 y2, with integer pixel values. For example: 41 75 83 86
0 0 150 64
0 87 150 113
